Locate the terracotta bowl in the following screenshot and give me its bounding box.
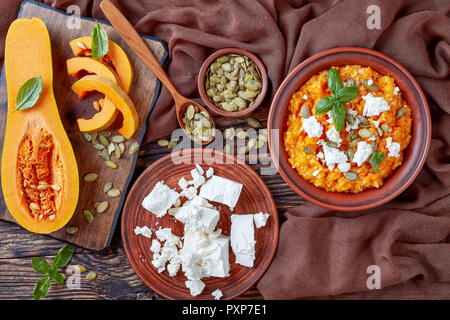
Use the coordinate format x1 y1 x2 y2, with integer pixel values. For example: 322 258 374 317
198 48 268 117
267 47 431 211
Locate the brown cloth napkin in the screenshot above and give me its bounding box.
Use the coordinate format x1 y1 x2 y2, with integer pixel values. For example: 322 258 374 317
1 0 449 299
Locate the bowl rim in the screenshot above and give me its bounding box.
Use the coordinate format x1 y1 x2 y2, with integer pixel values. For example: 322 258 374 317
197 47 268 117
267 46 432 211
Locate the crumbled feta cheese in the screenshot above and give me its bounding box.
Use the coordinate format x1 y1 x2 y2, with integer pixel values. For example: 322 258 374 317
134 225 152 238
337 162 351 173
171 200 220 233
150 239 161 254
195 164 204 175
180 186 198 200
326 126 342 147
312 169 320 176
352 141 372 166
155 228 174 242
302 116 323 138
385 137 400 157
199 175 243 211
303 94 308 100
317 152 324 160
393 86 400 95
212 289 223 300
167 263 180 277
321 142 348 168
253 212 270 228
372 120 379 128
142 181 180 217
230 214 255 268
362 93 390 117
206 167 214 178
178 177 189 190
185 279 206 296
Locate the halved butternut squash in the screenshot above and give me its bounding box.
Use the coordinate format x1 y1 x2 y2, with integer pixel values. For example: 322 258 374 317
77 98 119 132
70 37 133 93
71 75 139 138
67 57 120 84
2 18 79 234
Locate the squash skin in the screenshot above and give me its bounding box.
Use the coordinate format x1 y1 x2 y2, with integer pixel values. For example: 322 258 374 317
69 37 133 93
71 75 139 138
77 98 119 132
2 18 79 234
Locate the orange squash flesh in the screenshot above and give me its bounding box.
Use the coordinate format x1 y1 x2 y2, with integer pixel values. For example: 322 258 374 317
77 98 119 132
71 75 139 138
69 37 133 93
67 57 120 84
2 18 79 234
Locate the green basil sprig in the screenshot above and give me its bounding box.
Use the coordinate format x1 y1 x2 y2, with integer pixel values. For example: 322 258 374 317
15 75 43 111
32 244 74 300
370 152 385 173
91 20 109 58
315 68 359 131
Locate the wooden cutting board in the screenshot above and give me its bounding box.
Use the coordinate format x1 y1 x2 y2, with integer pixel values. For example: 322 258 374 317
0 0 168 250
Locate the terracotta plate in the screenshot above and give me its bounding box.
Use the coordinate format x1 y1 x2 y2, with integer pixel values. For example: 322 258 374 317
121 148 279 300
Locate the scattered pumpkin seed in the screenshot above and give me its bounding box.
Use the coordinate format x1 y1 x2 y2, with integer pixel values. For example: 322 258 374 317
326 141 338 148
107 143 115 155
348 130 358 141
349 138 360 147
91 132 98 141
224 144 231 154
84 173 98 182
380 123 390 133
93 142 106 151
344 172 358 180
237 146 249 155
99 135 109 147
303 146 311 153
66 226 78 234
98 130 111 137
96 201 109 213
247 117 262 128
376 127 384 137
157 139 169 147
247 138 257 150
114 143 122 158
107 189 121 198
73 265 87 273
105 160 118 169
103 182 113 193
346 114 354 125
256 139 265 149
301 104 310 118
93 201 101 209
86 271 97 281
347 148 354 161
83 132 92 142
356 115 369 124
128 142 139 155
119 142 126 154
167 141 177 150
362 79 378 91
99 148 109 161
83 210 94 223
371 141 378 153
236 131 248 140
111 135 126 143
223 128 236 140
396 107 405 119
358 129 372 139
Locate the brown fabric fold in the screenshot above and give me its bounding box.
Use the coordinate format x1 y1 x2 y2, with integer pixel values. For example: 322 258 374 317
1 0 449 299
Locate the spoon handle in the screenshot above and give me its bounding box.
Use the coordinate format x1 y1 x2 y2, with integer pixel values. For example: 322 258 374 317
100 0 180 99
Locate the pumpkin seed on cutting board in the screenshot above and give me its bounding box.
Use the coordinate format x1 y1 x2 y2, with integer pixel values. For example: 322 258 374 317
103 182 113 193
247 117 262 128
96 201 109 213
158 139 169 147
105 160 118 169
83 210 93 223
223 128 235 140
86 271 97 281
66 226 78 234
128 142 139 155
84 173 98 182
107 189 121 198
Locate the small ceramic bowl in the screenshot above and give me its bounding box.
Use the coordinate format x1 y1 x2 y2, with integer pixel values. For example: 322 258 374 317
267 47 431 211
198 48 268 117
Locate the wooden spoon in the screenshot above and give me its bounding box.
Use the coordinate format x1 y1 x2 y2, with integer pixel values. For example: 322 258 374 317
100 0 215 145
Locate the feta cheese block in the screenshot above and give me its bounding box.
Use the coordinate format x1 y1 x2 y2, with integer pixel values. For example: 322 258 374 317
230 214 256 268
142 181 180 217
150 239 161 254
302 116 323 138
199 175 243 211
352 141 372 166
253 212 270 228
206 167 214 178
185 279 205 296
385 137 401 157
362 93 390 117
321 141 348 168
134 225 152 238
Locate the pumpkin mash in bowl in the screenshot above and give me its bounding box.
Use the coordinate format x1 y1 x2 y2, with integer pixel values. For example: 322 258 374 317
284 65 412 193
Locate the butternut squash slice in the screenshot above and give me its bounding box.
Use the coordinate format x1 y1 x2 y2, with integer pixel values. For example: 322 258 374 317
66 57 120 84
77 98 119 132
71 75 139 138
70 37 133 93
2 18 79 234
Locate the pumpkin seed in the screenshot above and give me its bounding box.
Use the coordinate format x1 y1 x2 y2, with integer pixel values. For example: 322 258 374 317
83 210 93 223
344 172 358 180
381 123 390 133
86 271 97 281
362 79 378 91
111 135 126 143
247 138 257 150
93 201 101 209
256 139 265 149
358 129 372 139
349 138 360 147
103 182 113 193
98 130 111 137
236 131 248 140
344 78 356 87
347 148 354 161
186 105 196 120
237 146 249 155
247 117 262 128
96 201 109 213
73 265 87 273
100 148 110 161
346 114 354 125
93 142 105 151
107 189 121 198
224 144 231 154
84 173 98 182
376 127 384 136
107 143 116 155
99 135 109 147
29 202 40 211
223 128 235 140
76 41 86 50
114 143 122 158
128 142 139 155
371 141 378 153
66 226 78 234
358 123 371 128
91 132 98 141
105 160 118 169
303 146 311 153
396 107 406 119
301 104 310 118
83 132 92 142
356 115 369 124
348 130 357 141
326 141 338 148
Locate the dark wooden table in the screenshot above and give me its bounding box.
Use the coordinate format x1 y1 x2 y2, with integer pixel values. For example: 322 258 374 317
0 108 304 300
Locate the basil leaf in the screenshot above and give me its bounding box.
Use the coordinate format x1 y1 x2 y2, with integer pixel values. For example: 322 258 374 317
370 152 386 173
327 68 343 95
33 277 51 300
15 76 43 111
336 86 359 104
315 96 334 115
331 102 347 131
49 268 65 285
91 21 109 58
52 244 74 269
31 257 50 275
